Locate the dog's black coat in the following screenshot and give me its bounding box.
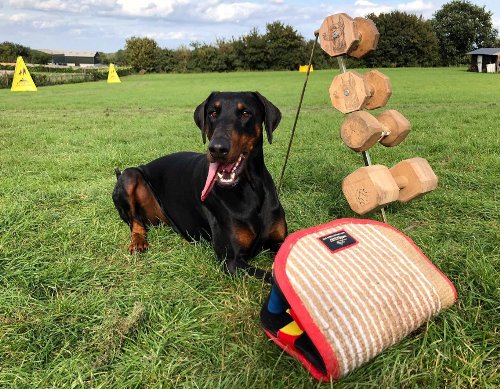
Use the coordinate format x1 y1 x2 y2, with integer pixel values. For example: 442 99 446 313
112 92 287 281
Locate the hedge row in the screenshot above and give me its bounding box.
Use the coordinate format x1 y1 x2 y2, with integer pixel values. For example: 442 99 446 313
0 67 133 88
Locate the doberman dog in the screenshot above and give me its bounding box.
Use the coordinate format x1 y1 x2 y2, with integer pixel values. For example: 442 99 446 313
112 92 287 282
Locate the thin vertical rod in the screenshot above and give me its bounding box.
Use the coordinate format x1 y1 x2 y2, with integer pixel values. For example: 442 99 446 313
336 56 347 73
277 32 319 194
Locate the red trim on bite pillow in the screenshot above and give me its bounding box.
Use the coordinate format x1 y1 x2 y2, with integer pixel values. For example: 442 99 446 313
263 329 333 381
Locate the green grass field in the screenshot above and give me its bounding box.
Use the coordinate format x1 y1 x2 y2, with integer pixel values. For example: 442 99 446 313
0 68 498 388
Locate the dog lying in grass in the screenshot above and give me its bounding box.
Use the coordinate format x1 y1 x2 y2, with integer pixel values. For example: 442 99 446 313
113 92 287 282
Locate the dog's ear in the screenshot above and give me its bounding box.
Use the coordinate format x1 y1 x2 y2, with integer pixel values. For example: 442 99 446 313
194 92 217 144
253 92 281 144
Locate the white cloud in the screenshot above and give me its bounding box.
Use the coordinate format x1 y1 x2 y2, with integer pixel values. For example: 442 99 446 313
201 2 263 23
115 0 175 17
355 0 377 6
353 0 434 17
352 0 394 16
146 31 188 40
33 19 68 28
9 12 32 22
9 0 87 13
8 0 187 17
397 0 433 12
69 28 84 35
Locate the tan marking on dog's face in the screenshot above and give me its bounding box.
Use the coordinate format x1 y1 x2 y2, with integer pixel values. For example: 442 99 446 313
227 123 261 161
254 123 262 138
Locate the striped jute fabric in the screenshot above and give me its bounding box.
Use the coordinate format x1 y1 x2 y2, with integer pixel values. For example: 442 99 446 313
277 219 456 378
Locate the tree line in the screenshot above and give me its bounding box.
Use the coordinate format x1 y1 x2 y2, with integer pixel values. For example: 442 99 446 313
106 1 499 72
0 42 51 65
1 1 498 72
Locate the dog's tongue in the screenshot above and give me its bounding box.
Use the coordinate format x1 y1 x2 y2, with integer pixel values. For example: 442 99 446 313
201 161 236 201
201 163 219 201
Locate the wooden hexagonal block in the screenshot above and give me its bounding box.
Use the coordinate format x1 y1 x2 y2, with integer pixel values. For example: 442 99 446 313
390 158 438 203
364 70 392 110
329 71 371 114
319 13 360 57
340 111 384 152
342 165 399 214
348 17 380 58
377 110 411 147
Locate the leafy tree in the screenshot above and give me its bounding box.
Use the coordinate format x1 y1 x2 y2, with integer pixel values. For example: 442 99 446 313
0 42 30 62
265 21 305 70
102 50 127 66
432 0 498 65
215 39 238 71
173 46 191 73
230 39 246 70
113 49 127 66
27 49 51 65
235 28 269 70
363 12 440 67
98 52 110 65
0 42 51 64
156 48 177 72
188 42 228 72
124 36 160 72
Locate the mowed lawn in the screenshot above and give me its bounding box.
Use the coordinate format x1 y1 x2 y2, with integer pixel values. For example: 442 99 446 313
0 68 498 388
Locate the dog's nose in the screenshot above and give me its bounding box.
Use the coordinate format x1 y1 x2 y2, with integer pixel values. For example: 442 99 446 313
208 138 230 159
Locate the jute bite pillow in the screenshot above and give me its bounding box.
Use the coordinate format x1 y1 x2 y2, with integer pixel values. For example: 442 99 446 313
261 218 457 381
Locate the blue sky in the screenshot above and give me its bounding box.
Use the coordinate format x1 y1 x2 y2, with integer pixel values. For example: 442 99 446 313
0 1 499 52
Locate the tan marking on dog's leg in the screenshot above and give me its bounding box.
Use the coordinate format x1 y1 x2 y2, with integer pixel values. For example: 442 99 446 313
135 183 167 225
123 172 167 253
130 220 148 253
233 225 256 251
268 217 287 243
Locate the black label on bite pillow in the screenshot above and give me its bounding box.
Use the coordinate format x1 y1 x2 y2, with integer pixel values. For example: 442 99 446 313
319 230 357 253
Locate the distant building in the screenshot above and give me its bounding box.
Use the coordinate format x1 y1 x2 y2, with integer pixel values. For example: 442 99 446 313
38 50 100 67
466 48 500 73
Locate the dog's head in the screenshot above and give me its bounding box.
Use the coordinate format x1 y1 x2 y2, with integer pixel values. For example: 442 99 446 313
194 92 281 199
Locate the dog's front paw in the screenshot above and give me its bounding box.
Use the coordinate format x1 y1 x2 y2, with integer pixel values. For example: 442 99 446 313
224 258 238 275
129 233 149 254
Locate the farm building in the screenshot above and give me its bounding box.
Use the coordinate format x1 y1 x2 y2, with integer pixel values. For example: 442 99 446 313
38 50 100 67
466 48 500 73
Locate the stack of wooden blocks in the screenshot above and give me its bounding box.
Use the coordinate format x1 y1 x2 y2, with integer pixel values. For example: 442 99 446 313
318 13 438 217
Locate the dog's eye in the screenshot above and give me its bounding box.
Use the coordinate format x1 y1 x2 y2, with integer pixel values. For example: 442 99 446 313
209 111 217 119
241 110 251 119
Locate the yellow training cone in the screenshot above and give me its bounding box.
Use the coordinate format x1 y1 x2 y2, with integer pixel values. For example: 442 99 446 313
11 56 37 92
107 63 121 83
299 65 314 73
